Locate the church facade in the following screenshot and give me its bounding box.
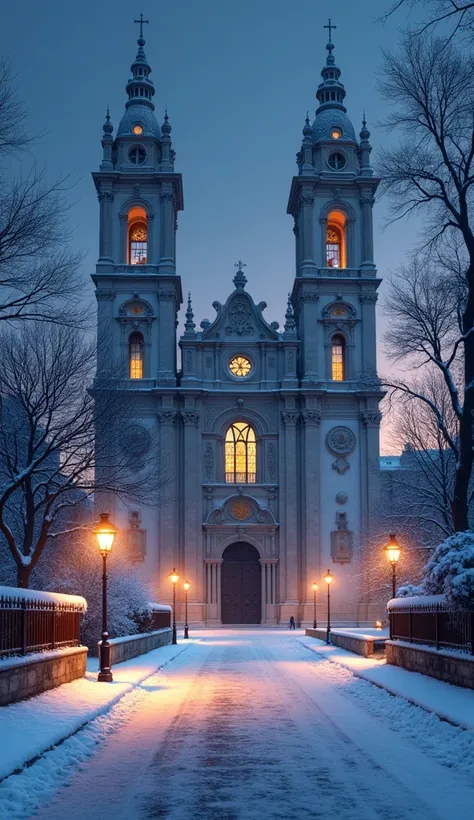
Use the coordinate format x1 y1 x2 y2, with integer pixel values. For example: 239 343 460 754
92 24 383 626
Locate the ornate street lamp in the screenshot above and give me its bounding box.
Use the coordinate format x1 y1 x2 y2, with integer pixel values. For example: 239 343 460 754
169 568 179 644
385 533 401 599
93 513 118 682
183 580 190 639
324 569 333 645
312 582 318 629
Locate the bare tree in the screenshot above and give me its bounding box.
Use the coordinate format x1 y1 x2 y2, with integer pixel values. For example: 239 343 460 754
0 59 87 326
378 35 474 530
382 1 474 38
0 323 165 588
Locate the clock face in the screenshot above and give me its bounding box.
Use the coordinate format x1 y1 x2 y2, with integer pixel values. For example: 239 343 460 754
229 355 252 377
328 151 346 170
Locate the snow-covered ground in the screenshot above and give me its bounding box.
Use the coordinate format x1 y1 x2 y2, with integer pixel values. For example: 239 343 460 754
0 630 473 819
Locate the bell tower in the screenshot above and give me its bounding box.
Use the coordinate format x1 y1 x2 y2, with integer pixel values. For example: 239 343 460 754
92 17 183 386
287 22 383 624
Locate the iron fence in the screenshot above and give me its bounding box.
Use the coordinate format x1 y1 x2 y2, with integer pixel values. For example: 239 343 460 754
0 595 83 659
389 601 474 655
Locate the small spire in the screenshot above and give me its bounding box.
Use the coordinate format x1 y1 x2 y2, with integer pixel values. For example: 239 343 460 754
284 294 296 335
315 21 347 116
233 260 247 290
125 16 155 111
360 112 370 143
162 107 171 135
303 111 312 139
184 292 196 334
103 106 113 135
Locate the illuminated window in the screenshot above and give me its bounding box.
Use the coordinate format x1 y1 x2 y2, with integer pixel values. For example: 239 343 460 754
129 332 144 379
331 335 345 381
331 128 342 139
229 355 252 377
132 124 143 135
129 222 147 265
326 210 346 268
225 422 256 483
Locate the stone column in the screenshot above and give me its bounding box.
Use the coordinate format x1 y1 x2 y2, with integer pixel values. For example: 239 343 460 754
281 410 299 605
157 410 178 600
205 560 222 623
300 191 315 269
359 293 378 376
301 409 321 607
158 287 177 384
297 292 319 382
360 192 375 265
98 192 114 261
181 410 202 603
95 291 115 374
160 189 175 271
260 559 278 623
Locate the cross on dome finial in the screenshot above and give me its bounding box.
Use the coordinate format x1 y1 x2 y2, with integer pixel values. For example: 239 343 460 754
324 18 337 43
233 260 247 290
134 12 149 40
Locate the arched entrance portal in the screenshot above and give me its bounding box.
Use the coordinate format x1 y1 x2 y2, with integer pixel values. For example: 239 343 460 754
221 543 261 624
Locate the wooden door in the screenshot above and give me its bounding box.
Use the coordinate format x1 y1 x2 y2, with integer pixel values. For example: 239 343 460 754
221 543 261 624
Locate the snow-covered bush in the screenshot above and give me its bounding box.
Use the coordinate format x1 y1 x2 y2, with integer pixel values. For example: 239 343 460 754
421 531 474 610
38 529 154 652
395 583 423 598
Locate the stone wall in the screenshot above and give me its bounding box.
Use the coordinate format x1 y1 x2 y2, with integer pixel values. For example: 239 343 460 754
0 647 87 706
386 641 474 690
305 628 386 658
99 628 172 665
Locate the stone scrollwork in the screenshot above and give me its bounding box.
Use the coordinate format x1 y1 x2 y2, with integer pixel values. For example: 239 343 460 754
361 410 382 427
181 410 199 426
301 410 321 426
158 289 177 302
204 442 214 480
225 295 254 336
96 290 115 301
157 410 178 425
281 410 299 426
267 442 277 482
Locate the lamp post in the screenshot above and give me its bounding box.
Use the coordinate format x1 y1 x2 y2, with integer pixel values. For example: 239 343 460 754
169 568 179 644
385 533 401 599
183 580 190 639
312 582 318 629
93 513 118 683
324 569 333 645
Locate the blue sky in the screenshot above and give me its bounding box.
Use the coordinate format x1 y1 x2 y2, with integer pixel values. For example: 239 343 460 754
0 0 425 451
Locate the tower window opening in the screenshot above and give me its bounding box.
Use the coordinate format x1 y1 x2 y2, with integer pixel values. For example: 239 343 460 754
225 422 256 484
331 91 335 100
127 206 148 265
128 146 146 165
129 332 144 379
331 334 345 381
326 210 347 268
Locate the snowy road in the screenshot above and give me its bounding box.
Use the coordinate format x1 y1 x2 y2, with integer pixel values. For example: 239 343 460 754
10 631 474 819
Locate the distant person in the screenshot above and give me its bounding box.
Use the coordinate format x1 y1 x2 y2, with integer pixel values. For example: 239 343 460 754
289 615 296 630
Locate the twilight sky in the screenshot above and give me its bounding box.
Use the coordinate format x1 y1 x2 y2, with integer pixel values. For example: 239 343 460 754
0 0 426 452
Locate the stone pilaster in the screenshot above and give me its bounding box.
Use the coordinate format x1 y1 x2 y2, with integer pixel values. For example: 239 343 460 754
181 410 202 602
301 409 322 603
281 409 299 603
157 409 178 600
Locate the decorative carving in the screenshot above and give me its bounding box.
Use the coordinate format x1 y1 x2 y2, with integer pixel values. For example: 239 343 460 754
359 293 378 304
204 442 214 480
326 426 356 456
336 492 348 505
301 410 321 426
267 442 277 481
361 410 382 426
133 182 141 198
287 351 294 370
185 349 193 373
225 296 254 336
360 194 375 207
181 410 199 426
300 193 315 207
96 291 115 301
332 456 350 475
331 527 353 563
322 300 357 320
119 299 153 317
268 356 275 368
205 355 212 368
231 501 252 521
281 410 299 426
158 289 176 302
127 527 146 561
121 424 151 457
160 192 174 203
299 291 319 303
332 187 343 202
157 410 177 425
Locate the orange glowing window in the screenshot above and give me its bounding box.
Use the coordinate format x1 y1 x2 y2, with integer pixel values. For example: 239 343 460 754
326 210 347 268
128 206 147 265
129 332 144 379
331 334 345 381
225 422 256 483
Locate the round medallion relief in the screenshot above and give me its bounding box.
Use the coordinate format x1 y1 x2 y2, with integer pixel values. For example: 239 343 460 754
326 426 356 456
121 424 151 458
336 492 348 505
231 500 252 521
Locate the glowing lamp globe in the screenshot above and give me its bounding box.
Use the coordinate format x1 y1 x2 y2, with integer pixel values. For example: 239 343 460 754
324 570 333 585
183 580 190 591
312 582 318 592
385 534 401 565
169 568 179 585
93 513 118 554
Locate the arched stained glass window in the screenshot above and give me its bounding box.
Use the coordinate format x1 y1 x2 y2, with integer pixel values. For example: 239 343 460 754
129 222 147 265
225 422 256 484
331 334 345 381
326 226 341 268
129 332 144 379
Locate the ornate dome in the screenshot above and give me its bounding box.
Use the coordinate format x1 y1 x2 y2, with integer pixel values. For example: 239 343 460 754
117 105 162 139
312 109 356 144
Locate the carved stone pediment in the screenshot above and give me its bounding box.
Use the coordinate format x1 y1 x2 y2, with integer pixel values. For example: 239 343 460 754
201 289 279 341
321 300 357 321
205 495 276 526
